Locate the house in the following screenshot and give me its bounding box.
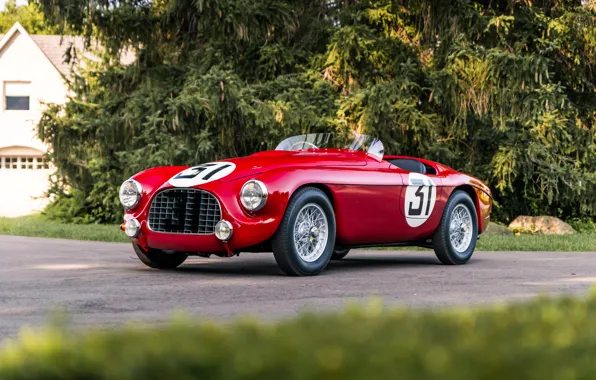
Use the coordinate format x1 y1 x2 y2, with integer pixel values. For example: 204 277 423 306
0 22 81 217
0 22 131 217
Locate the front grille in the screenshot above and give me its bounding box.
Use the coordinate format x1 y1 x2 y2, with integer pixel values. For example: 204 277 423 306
148 188 221 234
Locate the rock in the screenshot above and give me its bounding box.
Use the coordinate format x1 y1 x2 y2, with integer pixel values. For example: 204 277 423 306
484 222 513 235
508 216 576 235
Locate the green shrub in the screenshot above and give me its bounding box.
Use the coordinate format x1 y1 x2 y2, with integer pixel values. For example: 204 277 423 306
2 291 596 379
36 0 596 224
567 217 596 234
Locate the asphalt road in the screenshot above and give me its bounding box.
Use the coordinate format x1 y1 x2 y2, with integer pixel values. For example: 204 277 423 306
1 235 595 338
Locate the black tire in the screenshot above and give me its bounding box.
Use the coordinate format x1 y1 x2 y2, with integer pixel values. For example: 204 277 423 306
432 190 478 265
272 187 336 276
331 248 350 260
132 242 188 269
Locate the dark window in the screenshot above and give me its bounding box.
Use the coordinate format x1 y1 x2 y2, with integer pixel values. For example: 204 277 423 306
0 156 49 170
6 96 30 110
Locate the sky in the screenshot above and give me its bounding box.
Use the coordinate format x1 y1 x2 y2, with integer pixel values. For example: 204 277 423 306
0 0 28 11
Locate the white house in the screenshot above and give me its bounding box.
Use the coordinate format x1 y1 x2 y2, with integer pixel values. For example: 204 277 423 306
0 22 84 216
0 22 133 217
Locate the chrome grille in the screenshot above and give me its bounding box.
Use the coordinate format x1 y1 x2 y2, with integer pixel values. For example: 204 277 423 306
147 188 221 234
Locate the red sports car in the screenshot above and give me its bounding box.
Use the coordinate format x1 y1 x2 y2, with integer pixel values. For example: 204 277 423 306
119 133 492 276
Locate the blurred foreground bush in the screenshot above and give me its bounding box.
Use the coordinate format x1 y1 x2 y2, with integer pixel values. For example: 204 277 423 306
2 292 596 379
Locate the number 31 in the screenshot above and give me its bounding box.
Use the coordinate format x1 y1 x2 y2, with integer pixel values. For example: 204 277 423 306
408 186 433 217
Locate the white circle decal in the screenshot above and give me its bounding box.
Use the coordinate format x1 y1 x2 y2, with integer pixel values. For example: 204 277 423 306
168 162 236 187
404 173 437 227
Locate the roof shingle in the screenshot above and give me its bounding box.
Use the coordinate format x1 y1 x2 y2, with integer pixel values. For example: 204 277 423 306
30 35 88 75
0 27 135 76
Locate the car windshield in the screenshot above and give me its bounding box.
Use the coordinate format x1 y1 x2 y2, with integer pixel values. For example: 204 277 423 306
275 133 384 159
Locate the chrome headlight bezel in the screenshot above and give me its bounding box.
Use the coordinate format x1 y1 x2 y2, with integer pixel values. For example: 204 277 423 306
240 179 268 212
119 179 143 210
124 218 141 238
215 220 233 241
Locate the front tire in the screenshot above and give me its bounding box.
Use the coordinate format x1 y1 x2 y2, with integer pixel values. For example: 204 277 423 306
133 242 188 269
331 248 350 260
272 187 336 276
432 190 478 265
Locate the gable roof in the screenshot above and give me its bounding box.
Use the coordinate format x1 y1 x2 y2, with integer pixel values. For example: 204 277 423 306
0 22 134 76
30 35 88 75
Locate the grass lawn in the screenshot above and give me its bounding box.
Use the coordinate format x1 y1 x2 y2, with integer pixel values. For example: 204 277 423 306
0 215 128 243
368 234 596 252
477 234 596 251
0 215 594 251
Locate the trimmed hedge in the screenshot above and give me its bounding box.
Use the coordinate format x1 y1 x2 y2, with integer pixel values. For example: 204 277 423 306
2 292 596 379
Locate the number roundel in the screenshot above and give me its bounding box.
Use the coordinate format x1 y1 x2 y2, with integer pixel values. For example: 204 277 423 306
168 162 236 187
404 173 437 227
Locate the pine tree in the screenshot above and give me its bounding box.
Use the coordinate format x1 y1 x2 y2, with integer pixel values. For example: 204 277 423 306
34 0 596 223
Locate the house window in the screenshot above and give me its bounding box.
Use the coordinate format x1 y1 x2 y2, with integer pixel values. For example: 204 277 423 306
0 156 48 170
4 82 31 111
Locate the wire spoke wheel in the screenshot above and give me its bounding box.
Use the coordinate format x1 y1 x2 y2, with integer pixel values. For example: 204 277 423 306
449 204 473 253
432 190 478 265
272 187 336 276
293 203 329 263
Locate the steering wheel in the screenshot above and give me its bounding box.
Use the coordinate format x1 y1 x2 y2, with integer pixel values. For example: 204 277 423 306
289 141 318 150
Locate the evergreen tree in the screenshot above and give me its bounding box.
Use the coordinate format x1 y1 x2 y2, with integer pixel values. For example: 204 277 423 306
34 0 596 224
0 0 58 34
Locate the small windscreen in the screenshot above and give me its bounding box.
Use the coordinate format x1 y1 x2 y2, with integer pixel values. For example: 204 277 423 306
275 133 384 159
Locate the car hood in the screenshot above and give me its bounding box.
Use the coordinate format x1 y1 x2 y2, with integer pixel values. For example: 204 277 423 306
217 149 367 182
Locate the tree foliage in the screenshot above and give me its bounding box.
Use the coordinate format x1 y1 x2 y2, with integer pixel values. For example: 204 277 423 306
34 0 596 224
0 0 58 34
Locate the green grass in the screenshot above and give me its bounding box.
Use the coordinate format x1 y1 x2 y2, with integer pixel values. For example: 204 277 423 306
0 215 594 251
477 233 596 251
381 233 596 252
0 214 128 243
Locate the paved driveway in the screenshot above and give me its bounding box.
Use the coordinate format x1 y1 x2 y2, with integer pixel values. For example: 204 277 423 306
1 235 595 338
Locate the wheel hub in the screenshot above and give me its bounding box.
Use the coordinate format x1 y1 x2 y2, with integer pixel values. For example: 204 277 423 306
449 204 473 254
293 204 329 263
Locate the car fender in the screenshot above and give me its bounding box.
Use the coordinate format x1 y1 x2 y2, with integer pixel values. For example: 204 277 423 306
124 166 189 218
441 173 492 233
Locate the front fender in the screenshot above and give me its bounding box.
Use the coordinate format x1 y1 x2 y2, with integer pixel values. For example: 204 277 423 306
123 166 189 218
130 166 190 195
212 168 340 249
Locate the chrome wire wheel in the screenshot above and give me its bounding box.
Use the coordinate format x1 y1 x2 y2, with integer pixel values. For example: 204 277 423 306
293 203 329 263
449 204 473 253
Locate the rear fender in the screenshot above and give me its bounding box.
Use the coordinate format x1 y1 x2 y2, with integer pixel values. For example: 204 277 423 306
441 174 492 234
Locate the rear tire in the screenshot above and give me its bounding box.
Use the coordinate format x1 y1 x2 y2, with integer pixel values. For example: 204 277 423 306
331 248 350 260
272 187 336 276
432 190 478 265
133 242 188 269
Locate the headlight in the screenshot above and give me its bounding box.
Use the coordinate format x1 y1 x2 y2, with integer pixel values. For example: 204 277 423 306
119 179 142 209
124 218 141 238
215 220 233 241
240 180 268 212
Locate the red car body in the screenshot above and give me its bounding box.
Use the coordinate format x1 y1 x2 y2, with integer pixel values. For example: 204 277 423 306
122 147 492 257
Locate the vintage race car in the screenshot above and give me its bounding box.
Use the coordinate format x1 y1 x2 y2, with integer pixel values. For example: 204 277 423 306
119 133 492 276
